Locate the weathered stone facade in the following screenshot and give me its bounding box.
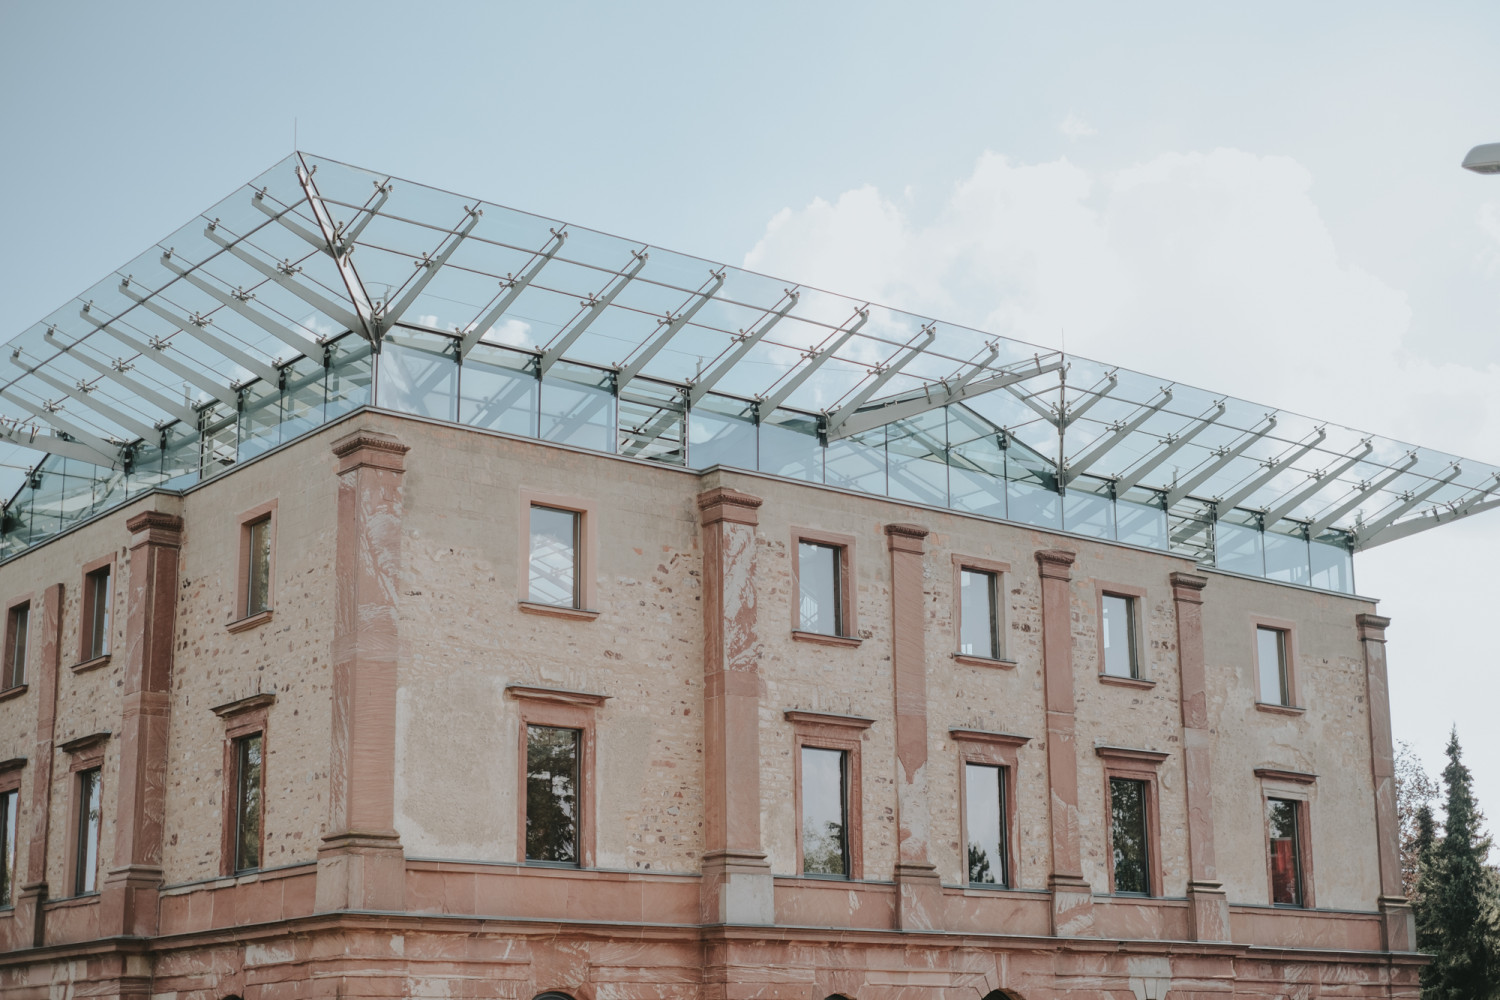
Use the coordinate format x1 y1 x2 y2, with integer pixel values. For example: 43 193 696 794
0 409 1422 998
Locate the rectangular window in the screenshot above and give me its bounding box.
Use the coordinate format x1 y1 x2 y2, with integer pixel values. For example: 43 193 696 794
959 569 999 658
1100 593 1138 678
233 733 263 873
1257 626 1289 705
800 746 848 876
245 517 272 616
964 762 1009 886
529 506 580 608
74 768 101 894
797 541 843 636
0 788 16 906
84 567 111 660
2 602 26 689
1109 776 1150 894
525 725 580 864
1268 797 1304 906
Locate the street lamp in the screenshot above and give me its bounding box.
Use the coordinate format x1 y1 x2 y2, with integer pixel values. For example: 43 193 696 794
1462 143 1500 173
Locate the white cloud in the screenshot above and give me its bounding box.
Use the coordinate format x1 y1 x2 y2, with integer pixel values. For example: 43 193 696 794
1059 113 1098 140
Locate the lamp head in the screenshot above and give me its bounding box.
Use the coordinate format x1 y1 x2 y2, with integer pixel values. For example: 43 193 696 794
1462 143 1500 174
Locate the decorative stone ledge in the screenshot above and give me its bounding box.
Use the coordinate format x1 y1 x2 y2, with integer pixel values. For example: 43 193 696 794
784 709 875 731
0 683 27 703
57 731 111 755
1098 674 1156 690
212 692 277 719
226 609 274 634
948 729 1031 748
518 601 601 621
697 487 764 527
1094 744 1170 764
1254 766 1318 785
506 684 610 708
791 630 862 648
1255 701 1307 717
332 429 410 474
1034 548 1076 580
70 654 111 674
952 653 1017 669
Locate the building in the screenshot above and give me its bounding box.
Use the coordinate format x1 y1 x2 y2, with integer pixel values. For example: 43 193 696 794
0 153 1491 998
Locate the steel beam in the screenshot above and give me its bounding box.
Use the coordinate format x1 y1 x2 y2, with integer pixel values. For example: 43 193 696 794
1061 389 1173 487
8 353 158 441
1353 464 1463 548
379 206 483 333
1303 452 1417 535
295 157 379 344
79 308 239 407
0 421 120 467
1112 401 1226 494
205 226 366 336
823 327 937 438
55 338 200 425
459 230 566 358
1259 440 1375 526
0 388 119 457
617 270 727 391
1164 415 1278 506
758 308 870 416
539 249 650 375
1059 371 1122 428
1213 428 1329 513
120 283 282 385
687 290 799 408
1360 474 1500 548
163 255 325 357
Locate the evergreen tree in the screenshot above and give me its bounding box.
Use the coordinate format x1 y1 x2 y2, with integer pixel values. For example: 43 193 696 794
1414 729 1500 999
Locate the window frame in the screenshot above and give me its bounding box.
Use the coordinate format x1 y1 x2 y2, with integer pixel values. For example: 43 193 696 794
231 499 278 631
1094 582 1148 684
790 528 859 646
1096 745 1167 897
2 595 30 691
786 710 871 880
950 728 1029 889
59 732 109 898
0 758 23 908
507 685 607 868
952 556 1011 666
1251 616 1300 711
1255 766 1316 908
517 490 599 620
78 554 115 667
213 692 274 876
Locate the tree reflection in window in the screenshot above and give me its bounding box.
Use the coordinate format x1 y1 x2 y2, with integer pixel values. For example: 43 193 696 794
526 726 579 864
1109 777 1150 894
965 762 1008 886
801 746 847 876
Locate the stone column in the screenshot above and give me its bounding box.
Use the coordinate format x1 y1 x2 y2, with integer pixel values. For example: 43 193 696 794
1357 613 1415 952
886 522 942 931
14 582 63 947
100 510 183 938
1035 548 1093 936
1170 571 1231 941
317 429 410 912
697 486 772 925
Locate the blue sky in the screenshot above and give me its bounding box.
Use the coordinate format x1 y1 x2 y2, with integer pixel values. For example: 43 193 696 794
3 2 1498 818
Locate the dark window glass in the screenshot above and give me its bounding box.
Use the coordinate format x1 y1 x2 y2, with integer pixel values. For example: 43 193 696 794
246 518 272 616
0 789 16 906
75 768 101 894
234 734 264 873
1257 627 1289 705
3 602 26 688
1268 797 1304 905
798 542 842 635
800 746 847 876
965 762 1008 886
1109 777 1150 894
529 507 580 607
1101 594 1137 677
86 568 111 660
526 726 579 864
959 570 999 658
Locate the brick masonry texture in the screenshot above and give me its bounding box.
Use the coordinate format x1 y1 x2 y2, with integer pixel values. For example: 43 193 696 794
0 409 1420 998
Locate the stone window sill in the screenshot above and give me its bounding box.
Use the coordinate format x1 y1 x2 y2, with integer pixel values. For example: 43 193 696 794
226 609 274 634
0 683 27 703
1255 701 1306 716
518 601 601 621
71 654 110 674
791 630 862 648
1099 674 1156 690
952 653 1017 669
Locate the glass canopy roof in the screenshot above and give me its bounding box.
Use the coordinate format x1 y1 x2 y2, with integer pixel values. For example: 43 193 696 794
3 152 1497 591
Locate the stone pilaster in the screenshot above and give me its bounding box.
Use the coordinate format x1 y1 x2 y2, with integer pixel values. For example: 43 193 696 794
99 510 183 938
1170 571 1231 941
697 486 772 925
1035 548 1093 936
886 522 942 931
317 429 410 912
14 582 63 947
1357 613 1415 952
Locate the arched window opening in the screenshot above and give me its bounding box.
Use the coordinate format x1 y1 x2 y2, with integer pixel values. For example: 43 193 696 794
535 992 578 1000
